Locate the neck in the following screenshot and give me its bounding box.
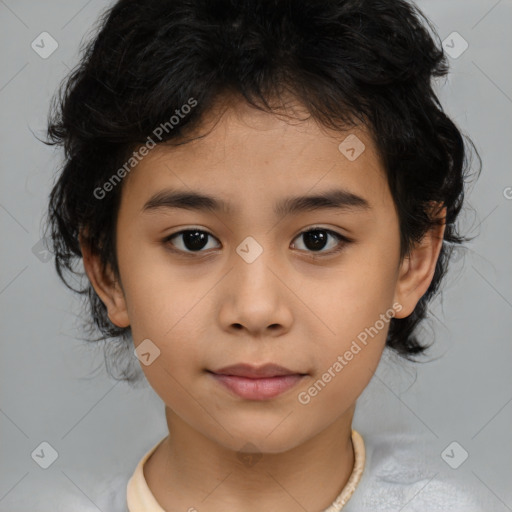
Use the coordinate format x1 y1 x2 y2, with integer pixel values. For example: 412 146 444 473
143 405 356 512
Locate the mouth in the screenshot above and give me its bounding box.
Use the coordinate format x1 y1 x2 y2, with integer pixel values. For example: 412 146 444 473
207 363 308 400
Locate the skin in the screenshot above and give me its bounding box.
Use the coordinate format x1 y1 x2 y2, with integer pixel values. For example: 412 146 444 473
80 96 445 512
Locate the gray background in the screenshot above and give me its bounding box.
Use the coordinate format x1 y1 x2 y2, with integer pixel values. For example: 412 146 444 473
1 0 511 510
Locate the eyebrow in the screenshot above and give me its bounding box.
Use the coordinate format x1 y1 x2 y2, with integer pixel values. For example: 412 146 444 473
141 187 371 217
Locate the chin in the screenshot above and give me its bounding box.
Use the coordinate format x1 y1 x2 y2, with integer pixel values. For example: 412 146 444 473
212 421 313 455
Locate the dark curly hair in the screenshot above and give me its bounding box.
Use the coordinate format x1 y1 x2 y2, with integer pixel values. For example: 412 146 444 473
43 0 481 384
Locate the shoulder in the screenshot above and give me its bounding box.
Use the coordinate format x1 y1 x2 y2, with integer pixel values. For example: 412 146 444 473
23 468 131 512
345 430 493 512
94 471 131 512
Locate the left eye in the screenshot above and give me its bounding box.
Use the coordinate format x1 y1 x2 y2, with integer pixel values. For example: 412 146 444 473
290 228 349 254
163 228 349 255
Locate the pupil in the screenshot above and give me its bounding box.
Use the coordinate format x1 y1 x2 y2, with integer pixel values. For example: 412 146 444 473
181 230 329 252
184 230 208 251
304 230 327 251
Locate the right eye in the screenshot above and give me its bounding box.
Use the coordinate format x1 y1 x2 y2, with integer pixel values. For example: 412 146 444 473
162 229 221 254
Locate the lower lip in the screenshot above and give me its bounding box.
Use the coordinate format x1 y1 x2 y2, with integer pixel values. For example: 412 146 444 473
209 373 305 400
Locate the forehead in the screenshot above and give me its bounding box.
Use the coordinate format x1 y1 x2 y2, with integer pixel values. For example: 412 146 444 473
120 100 392 216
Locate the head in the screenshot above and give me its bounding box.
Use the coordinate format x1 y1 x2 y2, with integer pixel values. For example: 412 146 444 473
44 0 479 452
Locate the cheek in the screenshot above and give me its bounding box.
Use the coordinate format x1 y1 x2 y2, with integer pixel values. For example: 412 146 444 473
296 279 396 414
311 265 397 347
302 247 399 388
117 243 210 356
116 239 191 333
295 348 378 424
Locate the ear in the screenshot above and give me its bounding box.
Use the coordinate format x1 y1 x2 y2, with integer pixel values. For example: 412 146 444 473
393 204 446 319
79 231 130 328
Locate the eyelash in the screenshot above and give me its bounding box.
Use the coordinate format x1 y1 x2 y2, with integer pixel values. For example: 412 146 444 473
162 227 353 258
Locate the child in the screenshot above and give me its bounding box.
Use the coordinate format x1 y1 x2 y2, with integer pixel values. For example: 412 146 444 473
44 0 486 510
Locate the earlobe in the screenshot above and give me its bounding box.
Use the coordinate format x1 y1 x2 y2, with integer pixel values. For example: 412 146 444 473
78 232 130 328
393 206 446 319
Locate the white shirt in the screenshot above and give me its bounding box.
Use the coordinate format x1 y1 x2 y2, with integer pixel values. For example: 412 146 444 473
51 430 498 511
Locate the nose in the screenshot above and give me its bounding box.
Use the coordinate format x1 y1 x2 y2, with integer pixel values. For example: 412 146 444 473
217 248 293 337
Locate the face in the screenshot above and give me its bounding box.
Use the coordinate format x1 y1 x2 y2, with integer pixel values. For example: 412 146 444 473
82 97 444 454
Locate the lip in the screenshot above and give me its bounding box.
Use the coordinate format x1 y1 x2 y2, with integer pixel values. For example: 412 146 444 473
211 363 304 378
207 363 307 400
